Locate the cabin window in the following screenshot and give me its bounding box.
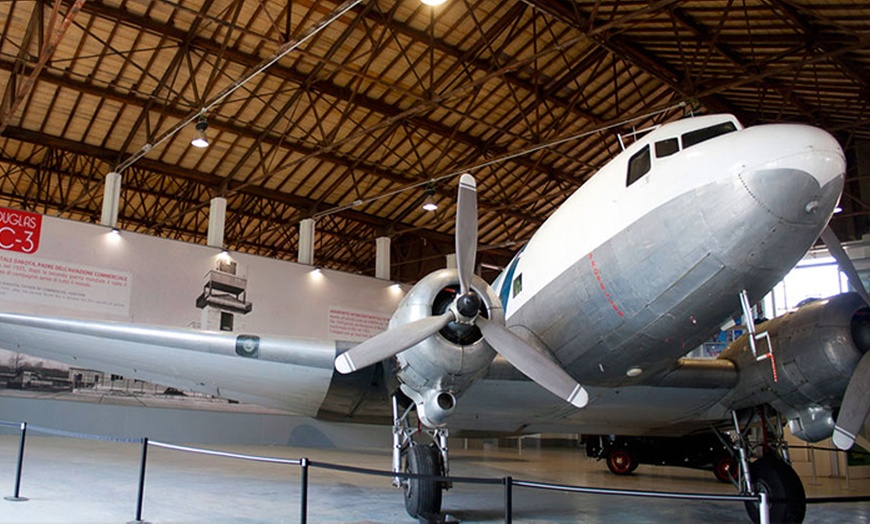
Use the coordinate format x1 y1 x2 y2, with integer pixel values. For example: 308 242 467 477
655 138 679 158
681 121 737 149
626 146 651 186
512 273 523 298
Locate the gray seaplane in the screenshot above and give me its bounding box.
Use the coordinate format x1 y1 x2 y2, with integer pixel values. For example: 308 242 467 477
0 113 865 523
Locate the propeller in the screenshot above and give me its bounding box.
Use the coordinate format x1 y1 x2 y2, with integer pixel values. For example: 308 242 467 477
334 174 589 409
820 225 870 450
833 352 870 450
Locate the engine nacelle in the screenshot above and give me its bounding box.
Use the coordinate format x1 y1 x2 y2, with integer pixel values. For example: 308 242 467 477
391 268 504 427
721 293 870 442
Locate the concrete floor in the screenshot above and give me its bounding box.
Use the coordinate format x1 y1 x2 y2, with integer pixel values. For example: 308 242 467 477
1 435 868 523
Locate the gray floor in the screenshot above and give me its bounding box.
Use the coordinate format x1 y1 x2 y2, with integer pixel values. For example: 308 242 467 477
1 434 868 523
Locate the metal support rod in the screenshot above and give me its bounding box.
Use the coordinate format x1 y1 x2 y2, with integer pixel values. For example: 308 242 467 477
504 476 513 524
4 422 29 501
133 437 148 523
300 457 309 524
732 411 753 493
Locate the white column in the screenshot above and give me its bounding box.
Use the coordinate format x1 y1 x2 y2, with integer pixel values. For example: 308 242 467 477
99 171 122 227
298 218 315 265
207 196 227 248
445 253 457 269
376 236 391 280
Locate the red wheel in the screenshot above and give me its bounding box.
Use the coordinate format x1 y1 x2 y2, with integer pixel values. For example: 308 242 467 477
606 449 636 475
713 456 737 483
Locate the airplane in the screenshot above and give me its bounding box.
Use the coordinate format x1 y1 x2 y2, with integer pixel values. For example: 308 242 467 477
0 112 864 523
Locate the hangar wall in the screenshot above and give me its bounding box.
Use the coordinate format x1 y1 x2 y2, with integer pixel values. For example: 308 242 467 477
0 207 406 445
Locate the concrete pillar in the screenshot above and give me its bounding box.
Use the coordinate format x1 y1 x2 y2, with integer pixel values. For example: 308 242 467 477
376 236 391 280
298 218 315 265
446 253 457 269
206 197 227 248
207 196 227 248
99 171 122 227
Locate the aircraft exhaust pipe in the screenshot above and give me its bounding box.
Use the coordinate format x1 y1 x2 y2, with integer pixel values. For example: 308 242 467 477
414 389 457 428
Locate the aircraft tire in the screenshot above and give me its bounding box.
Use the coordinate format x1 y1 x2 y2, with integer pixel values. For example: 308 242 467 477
606 448 636 475
744 456 806 524
403 444 443 519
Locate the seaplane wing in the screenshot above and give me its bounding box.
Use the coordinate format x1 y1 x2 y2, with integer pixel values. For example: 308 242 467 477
0 113 865 523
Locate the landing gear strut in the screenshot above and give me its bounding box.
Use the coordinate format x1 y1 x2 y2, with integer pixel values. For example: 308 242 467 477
729 408 806 524
392 396 449 519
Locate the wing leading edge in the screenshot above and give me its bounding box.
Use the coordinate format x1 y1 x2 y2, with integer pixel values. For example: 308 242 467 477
0 313 338 415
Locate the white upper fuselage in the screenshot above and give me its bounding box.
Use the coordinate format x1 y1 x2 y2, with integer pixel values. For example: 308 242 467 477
492 114 845 385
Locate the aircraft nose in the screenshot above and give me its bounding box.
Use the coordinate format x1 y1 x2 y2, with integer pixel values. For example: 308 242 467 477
739 124 845 224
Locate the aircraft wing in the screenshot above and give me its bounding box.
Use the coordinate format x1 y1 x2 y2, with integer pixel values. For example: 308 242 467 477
0 312 340 415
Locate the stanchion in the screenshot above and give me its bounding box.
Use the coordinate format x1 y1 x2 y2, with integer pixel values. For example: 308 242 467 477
758 491 770 524
300 457 309 524
4 421 29 501
504 475 512 524
128 437 148 524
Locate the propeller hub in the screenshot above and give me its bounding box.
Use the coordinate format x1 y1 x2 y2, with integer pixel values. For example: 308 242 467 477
455 292 482 320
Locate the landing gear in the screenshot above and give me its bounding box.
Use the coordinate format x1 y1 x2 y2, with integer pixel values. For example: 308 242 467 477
745 456 806 524
729 409 807 524
404 444 443 518
392 396 449 520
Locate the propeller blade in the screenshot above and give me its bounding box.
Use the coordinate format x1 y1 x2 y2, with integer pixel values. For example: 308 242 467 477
833 351 870 450
456 174 478 296
477 317 588 408
821 226 870 307
334 312 454 374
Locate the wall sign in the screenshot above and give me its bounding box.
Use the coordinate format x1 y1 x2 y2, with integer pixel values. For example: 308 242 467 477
0 207 41 254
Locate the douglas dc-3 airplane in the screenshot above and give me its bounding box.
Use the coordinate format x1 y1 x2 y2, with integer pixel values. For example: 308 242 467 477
0 113 866 523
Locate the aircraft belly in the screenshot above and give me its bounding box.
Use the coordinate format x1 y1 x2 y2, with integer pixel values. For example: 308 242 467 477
451 379 731 436
507 167 837 386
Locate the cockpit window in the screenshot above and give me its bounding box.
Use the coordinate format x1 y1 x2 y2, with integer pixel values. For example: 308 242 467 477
655 138 679 158
626 145 651 186
681 121 737 149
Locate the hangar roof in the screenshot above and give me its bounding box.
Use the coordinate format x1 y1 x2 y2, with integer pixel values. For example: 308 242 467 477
1 0 868 281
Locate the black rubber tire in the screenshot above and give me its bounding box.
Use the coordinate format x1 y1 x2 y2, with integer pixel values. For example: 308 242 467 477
403 444 443 519
744 456 806 524
606 448 636 475
713 456 737 483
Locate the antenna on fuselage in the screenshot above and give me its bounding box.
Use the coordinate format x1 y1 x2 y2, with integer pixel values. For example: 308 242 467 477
616 124 661 151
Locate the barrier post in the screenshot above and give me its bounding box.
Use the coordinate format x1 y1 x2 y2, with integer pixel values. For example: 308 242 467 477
132 437 148 523
4 422 29 501
300 457 309 524
503 476 512 524
758 492 770 524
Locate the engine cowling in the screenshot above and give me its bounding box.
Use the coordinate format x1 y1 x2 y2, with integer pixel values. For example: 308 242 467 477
390 268 504 427
721 292 870 442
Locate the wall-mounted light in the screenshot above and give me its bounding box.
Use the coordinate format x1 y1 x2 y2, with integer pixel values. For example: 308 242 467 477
191 115 210 148
422 186 438 211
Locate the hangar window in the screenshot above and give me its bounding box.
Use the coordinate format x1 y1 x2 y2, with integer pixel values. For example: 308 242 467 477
626 146 651 186
655 138 679 158
682 121 737 149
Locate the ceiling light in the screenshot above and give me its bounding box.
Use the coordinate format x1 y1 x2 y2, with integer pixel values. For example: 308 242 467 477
422 188 438 211
420 0 447 5
191 115 210 148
